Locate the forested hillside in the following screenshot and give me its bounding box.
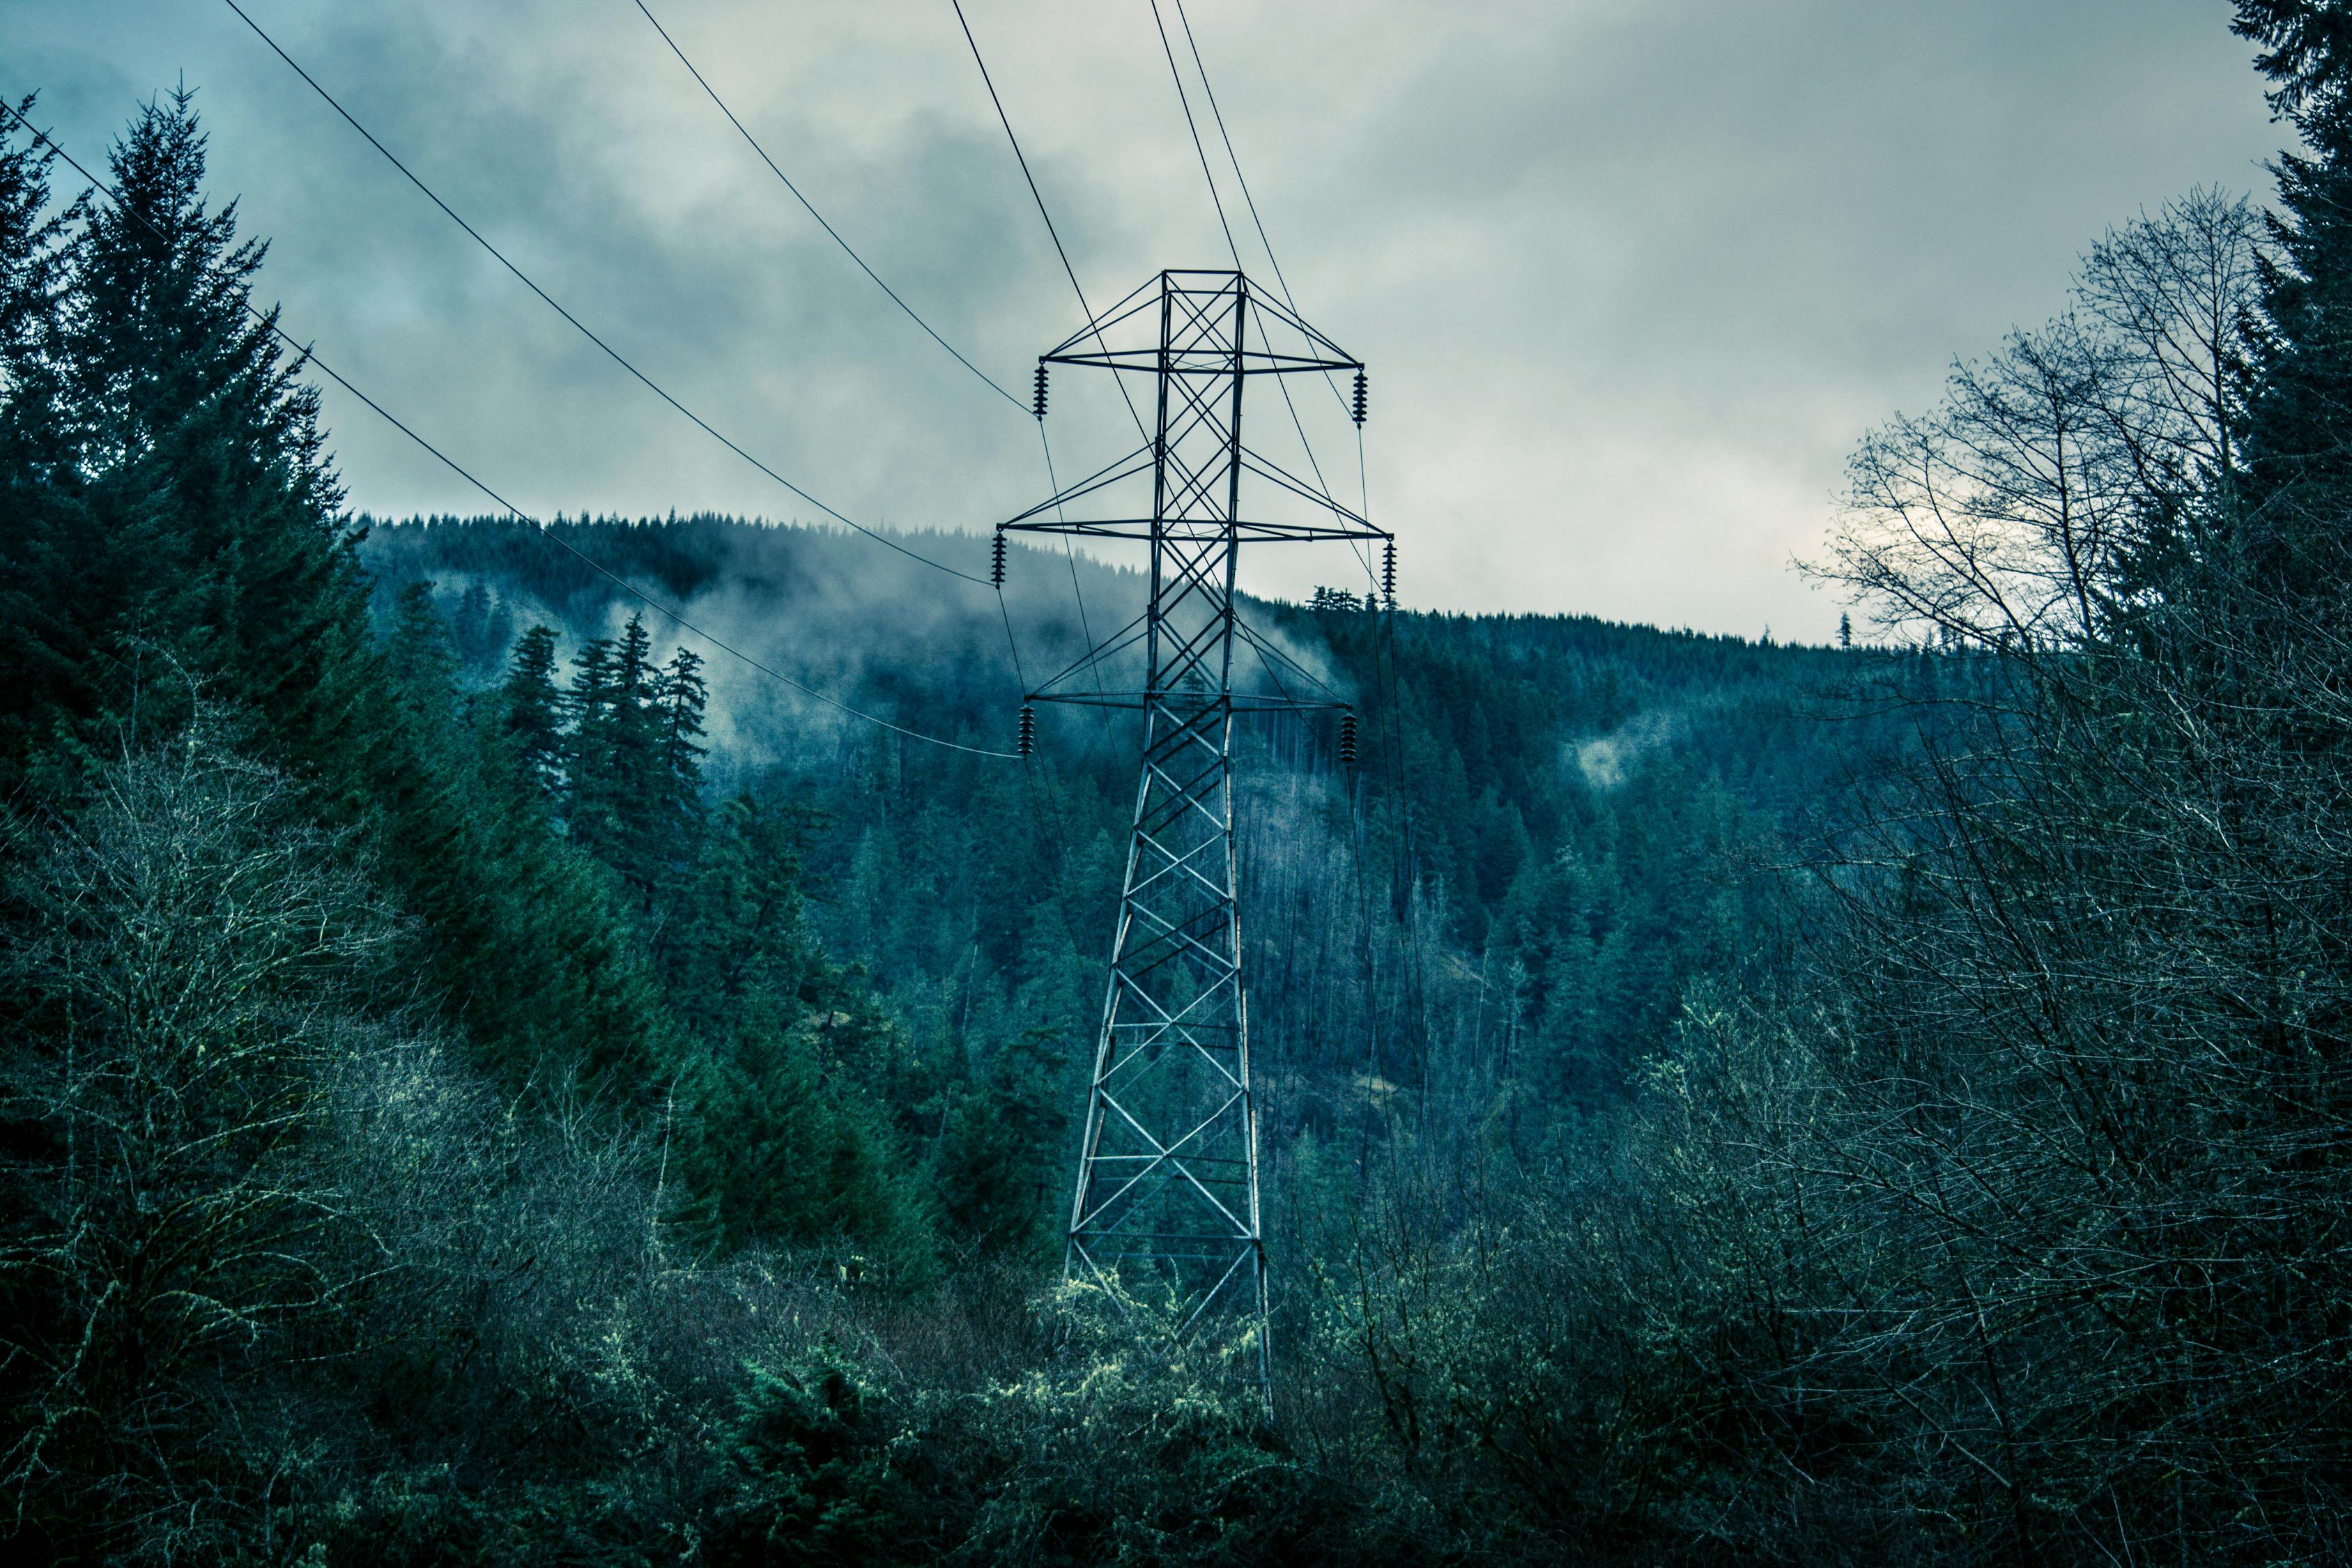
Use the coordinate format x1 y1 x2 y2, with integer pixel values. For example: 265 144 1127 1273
361 511 1910 1148
6 2 2352 1560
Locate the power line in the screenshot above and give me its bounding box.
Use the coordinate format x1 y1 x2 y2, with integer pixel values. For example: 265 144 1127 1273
1171 0 1364 521
0 96 1019 761
1169 0 1305 334
949 0 1099 352
1154 6 1419 1080
630 0 1029 417
1147 0 1243 273
1143 0 1360 589
1167 0 1360 433
948 0 1155 764
214 0 990 587
1147 0 1355 545
1040 420 1112 709
949 0 1151 445
617 0 1054 764
975 6 1367 732
627 0 1037 749
628 0 1063 762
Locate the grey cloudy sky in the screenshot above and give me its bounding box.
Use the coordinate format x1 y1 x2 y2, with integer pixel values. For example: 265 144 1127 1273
10 0 2284 638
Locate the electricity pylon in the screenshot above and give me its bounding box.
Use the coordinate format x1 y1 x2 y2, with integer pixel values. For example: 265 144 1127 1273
999 270 1384 1376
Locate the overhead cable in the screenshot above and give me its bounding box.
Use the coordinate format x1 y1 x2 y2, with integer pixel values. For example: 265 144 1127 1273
1040 419 1115 714
1169 0 1309 335
1147 0 1244 273
949 0 1151 445
1166 0 1408 1086
630 0 1029 417
0 98 1019 760
215 0 990 587
1144 0 1354 578
1171 0 1353 430
1164 0 1373 579
626 0 1037 725
948 1 1100 352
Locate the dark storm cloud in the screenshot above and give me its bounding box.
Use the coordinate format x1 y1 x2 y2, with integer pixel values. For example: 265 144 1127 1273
7 0 2282 636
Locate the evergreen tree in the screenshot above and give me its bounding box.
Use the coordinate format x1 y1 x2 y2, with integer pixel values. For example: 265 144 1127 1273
0 96 668 1086
445 579 511 670
563 630 618 840
2234 1 2352 595
935 1027 1070 1256
0 90 369 786
656 645 707 787
0 102 72 783
564 615 705 907
499 622 565 794
652 793 938 1274
0 96 63 355
658 792 820 1031
653 643 709 870
384 580 456 695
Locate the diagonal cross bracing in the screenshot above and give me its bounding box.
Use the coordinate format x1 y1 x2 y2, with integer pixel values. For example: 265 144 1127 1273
1008 272 1380 1394
1054 274 1264 1370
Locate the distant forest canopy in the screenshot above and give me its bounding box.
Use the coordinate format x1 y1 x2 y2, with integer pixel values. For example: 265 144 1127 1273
362 511 1921 1114
6 0 2352 1560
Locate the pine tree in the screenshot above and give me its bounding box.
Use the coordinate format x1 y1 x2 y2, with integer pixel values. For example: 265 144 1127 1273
0 95 674 1086
0 100 72 783
658 793 817 1027
935 1027 1070 1255
564 631 617 836
653 643 708 866
565 614 677 905
2232 2 2352 595
0 97 63 354
385 581 456 696
500 623 565 795
0 91 369 785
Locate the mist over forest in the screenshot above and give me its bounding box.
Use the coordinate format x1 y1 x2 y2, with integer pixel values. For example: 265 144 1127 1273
8 3 2352 1565
361 512 1894 1148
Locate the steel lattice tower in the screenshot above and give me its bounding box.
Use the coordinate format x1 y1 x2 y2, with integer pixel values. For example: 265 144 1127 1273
1000 270 1384 1368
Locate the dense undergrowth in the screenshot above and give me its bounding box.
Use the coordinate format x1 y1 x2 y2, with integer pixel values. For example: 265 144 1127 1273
8 4 2352 1558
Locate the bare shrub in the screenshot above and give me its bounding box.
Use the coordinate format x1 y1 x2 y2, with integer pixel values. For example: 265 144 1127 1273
1778 185 2352 1563
0 724 396 1559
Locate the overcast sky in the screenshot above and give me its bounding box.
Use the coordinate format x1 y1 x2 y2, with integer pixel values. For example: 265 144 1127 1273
10 0 2286 638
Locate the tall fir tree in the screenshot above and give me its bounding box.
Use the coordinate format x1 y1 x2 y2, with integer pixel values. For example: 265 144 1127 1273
0 96 670 1084
0 100 72 781
565 614 700 907
2234 1 2352 597
0 90 369 787
653 643 709 866
500 622 566 795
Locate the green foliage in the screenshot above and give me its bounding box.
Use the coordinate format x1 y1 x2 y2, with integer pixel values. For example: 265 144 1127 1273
365 581 669 1085
714 1357 936 1566
0 94 677 1091
0 88 369 792
565 613 707 907
920 1282 1397 1568
670 1009 937 1282
0 729 394 1561
936 1028 1072 1256
500 620 567 794
18 10 2352 1558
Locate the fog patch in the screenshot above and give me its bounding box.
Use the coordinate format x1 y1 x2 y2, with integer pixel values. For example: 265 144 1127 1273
1571 710 1682 791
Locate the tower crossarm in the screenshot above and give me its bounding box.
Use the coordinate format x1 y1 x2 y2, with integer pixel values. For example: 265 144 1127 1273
1015 268 1374 1393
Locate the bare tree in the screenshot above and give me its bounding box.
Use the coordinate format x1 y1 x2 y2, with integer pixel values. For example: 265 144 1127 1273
1305 185 2349 1565
1769 185 2352 1563
0 723 395 1559
1818 190 2267 653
